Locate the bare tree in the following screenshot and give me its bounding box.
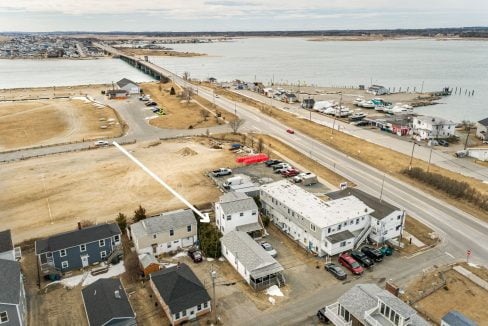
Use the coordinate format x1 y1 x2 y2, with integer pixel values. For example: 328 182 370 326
183 71 190 81
182 87 194 105
257 138 264 152
229 118 245 134
201 109 210 121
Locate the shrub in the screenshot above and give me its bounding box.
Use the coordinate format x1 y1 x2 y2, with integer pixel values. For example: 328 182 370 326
132 205 147 223
116 213 128 233
198 222 221 258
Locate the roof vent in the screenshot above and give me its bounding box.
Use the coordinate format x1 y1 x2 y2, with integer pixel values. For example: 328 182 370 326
114 290 121 299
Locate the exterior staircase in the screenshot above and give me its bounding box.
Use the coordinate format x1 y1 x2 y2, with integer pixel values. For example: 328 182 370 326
354 225 372 249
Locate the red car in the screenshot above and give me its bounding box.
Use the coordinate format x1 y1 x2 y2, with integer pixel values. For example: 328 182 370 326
338 253 364 275
286 129 295 134
281 168 299 177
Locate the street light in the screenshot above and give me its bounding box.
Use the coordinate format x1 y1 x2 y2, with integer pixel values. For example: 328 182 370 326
408 141 419 170
331 92 342 135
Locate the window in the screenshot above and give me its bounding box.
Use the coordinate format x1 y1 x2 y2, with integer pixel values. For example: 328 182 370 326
187 225 192 232
380 302 385 314
99 239 105 247
396 225 401 231
385 306 390 318
327 227 331 234
100 251 107 259
338 224 342 231
61 261 69 269
204 302 208 308
182 310 187 317
60 249 67 257
356 218 359 224
0 311 8 323
174 240 179 244
310 224 316 231
114 235 120 244
197 304 202 311
167 243 172 248
397 215 401 220
175 312 180 320
240 212 244 217
340 241 346 247
226 215 231 221
169 229 174 236
80 244 86 252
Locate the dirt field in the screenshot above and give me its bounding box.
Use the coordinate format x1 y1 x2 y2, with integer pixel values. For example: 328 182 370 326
202 84 488 222
403 265 488 324
0 98 123 150
0 84 109 101
115 47 205 57
141 82 235 129
1 138 238 243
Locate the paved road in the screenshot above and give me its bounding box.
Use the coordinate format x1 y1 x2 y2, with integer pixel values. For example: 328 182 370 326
234 89 488 182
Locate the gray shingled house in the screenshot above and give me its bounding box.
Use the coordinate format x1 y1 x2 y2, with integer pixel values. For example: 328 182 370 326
323 284 429 326
150 263 211 325
35 223 122 276
0 259 27 326
116 78 140 94
221 231 285 290
82 278 136 326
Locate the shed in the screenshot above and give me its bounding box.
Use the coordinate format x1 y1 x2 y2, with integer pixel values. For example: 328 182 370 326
138 253 160 276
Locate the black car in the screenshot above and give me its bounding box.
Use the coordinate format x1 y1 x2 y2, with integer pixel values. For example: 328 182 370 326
361 246 384 262
188 247 203 263
265 159 282 167
316 308 330 324
438 140 449 147
145 101 157 106
350 250 375 268
324 263 347 280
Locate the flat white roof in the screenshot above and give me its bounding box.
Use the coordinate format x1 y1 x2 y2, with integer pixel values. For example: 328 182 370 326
260 180 374 229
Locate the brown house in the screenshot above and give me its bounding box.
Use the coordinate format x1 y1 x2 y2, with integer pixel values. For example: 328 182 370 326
150 263 211 325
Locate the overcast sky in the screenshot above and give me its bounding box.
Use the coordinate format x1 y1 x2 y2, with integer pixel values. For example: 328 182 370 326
0 0 487 32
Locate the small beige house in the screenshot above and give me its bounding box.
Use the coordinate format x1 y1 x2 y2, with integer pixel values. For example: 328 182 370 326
130 209 198 255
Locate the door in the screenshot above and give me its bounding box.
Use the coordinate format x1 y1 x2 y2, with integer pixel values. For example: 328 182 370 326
81 255 89 268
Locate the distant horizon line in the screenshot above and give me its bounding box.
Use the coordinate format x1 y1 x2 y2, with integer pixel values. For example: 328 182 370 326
1 26 488 35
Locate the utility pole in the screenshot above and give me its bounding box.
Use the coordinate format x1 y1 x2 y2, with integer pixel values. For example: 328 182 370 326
464 125 472 150
409 141 417 170
379 174 386 203
234 101 237 116
211 269 217 323
331 92 342 135
427 146 433 172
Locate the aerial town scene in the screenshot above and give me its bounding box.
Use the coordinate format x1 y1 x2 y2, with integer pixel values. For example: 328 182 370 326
0 1 487 326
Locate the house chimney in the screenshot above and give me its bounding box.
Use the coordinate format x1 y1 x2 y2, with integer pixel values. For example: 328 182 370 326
114 290 121 299
177 262 181 269
78 222 82 230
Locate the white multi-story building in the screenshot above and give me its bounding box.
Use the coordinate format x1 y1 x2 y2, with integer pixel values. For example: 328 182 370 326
412 116 456 140
260 180 374 257
327 188 405 244
215 192 263 237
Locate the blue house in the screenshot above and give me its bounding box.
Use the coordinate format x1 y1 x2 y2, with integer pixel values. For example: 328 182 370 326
35 223 122 276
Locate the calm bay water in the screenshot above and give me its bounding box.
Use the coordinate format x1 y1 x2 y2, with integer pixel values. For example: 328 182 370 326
0 38 486 122
0 58 153 89
153 38 488 122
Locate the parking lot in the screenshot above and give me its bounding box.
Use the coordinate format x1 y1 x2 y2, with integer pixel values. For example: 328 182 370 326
210 161 331 195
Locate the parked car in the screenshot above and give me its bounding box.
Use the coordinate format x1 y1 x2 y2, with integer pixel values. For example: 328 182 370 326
338 253 364 275
324 263 347 280
361 246 384 262
281 168 300 177
265 159 282 167
272 163 291 171
188 247 203 263
260 241 277 258
316 308 330 324
211 168 232 177
94 140 109 147
438 140 449 147
139 95 150 101
379 245 394 256
145 101 157 106
151 107 161 113
350 250 375 268
286 129 295 134
274 166 292 174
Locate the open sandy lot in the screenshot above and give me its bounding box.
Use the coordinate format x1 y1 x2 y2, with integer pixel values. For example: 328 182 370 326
141 82 235 129
403 265 488 324
0 84 109 101
1 138 237 243
0 98 123 151
115 47 205 57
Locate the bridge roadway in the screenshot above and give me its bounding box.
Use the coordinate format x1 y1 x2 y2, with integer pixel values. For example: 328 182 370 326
97 43 488 266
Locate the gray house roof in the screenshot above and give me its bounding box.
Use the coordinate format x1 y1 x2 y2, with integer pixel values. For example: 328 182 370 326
221 231 283 279
35 223 121 255
478 118 488 127
326 230 355 244
327 188 399 220
131 209 196 239
150 263 210 313
82 278 135 326
116 78 137 88
218 192 258 215
442 311 477 326
338 284 429 326
0 259 21 305
0 229 13 253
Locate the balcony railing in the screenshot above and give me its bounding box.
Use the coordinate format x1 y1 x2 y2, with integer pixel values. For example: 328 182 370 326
324 302 352 326
364 307 383 326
